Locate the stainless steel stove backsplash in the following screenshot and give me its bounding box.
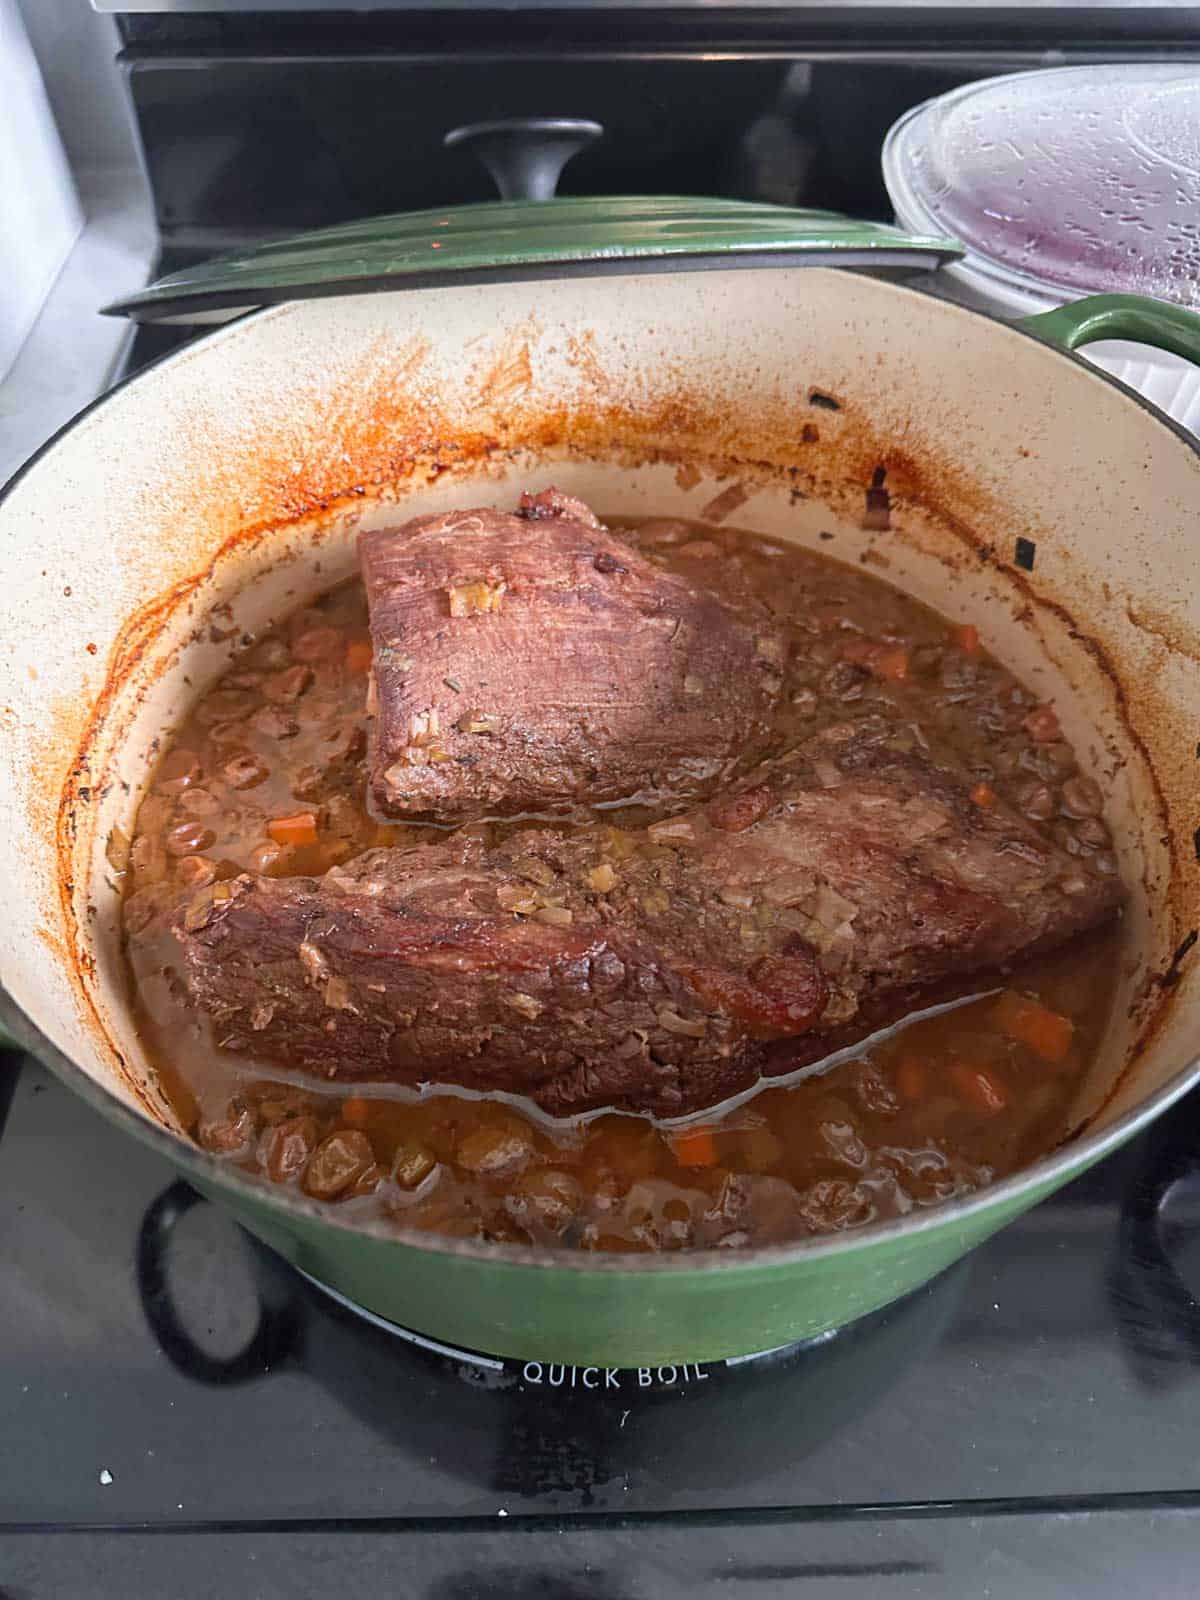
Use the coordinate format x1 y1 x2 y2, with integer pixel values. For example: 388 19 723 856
124 60 982 259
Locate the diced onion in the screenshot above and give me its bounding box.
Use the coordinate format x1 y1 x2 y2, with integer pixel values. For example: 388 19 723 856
496 884 539 914
647 819 697 844
534 904 573 927
324 976 355 1011
657 1007 708 1038
511 856 556 887
298 939 330 982
105 826 132 874
408 708 441 746
503 992 544 1019
448 578 506 617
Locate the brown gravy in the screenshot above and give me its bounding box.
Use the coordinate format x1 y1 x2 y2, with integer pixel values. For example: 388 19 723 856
121 516 1123 1252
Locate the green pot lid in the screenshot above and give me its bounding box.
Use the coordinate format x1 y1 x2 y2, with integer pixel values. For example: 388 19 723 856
104 196 962 324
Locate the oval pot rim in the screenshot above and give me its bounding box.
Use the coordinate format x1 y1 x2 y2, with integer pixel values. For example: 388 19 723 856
2 269 1196 1280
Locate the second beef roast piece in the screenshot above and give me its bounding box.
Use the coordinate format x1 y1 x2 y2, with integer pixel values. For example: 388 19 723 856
359 489 785 822
174 718 1122 1119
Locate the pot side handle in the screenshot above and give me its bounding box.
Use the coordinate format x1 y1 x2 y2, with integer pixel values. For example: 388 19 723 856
1019 293 1200 369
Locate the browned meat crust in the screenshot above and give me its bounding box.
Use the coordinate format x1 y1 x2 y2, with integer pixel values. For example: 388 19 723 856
359 492 785 823
174 719 1122 1118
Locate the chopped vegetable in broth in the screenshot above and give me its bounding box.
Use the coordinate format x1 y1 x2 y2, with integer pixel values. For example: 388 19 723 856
122 512 1124 1252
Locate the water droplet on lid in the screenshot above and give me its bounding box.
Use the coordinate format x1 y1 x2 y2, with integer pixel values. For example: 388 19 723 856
887 64 1200 306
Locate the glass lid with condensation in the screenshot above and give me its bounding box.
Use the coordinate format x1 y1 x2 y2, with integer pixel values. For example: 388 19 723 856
103 196 961 324
883 66 1200 308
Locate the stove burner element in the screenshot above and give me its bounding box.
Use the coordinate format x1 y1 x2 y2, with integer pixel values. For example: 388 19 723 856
129 1175 967 1506
298 1268 507 1373
140 1177 928 1401
300 1266 814 1383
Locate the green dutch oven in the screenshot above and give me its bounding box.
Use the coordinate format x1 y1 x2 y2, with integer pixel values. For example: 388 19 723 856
2 132 1198 1364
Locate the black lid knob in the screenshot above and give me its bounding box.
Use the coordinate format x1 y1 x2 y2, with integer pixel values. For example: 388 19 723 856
444 118 604 203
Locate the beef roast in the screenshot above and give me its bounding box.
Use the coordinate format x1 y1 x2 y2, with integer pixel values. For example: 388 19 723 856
358 490 785 823
173 718 1122 1119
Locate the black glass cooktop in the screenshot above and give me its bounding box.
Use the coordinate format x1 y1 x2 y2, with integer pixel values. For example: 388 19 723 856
3 1051 1200 1597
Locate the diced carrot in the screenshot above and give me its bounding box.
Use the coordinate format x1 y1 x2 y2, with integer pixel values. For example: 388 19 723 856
951 1062 1007 1115
342 1096 371 1128
267 810 319 848
670 1127 718 1168
896 1059 926 1100
994 991 1075 1064
874 645 909 683
839 639 909 683
344 637 374 674
1023 705 1061 743
970 782 997 810
955 623 981 657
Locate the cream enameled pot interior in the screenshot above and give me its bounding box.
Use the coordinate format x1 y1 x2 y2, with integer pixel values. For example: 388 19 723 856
1 268 1196 1178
